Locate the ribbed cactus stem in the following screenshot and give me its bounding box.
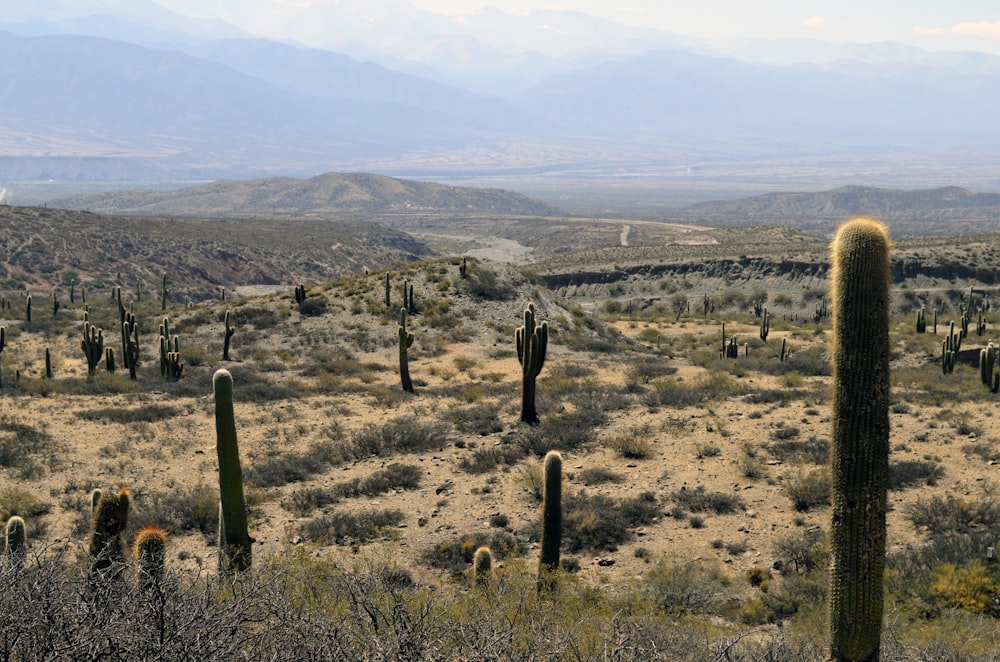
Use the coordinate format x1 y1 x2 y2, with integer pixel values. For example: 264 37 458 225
538 450 562 586
829 218 891 662
398 308 415 393
44 348 52 379
89 488 130 578
473 545 493 587
82 322 104 377
133 526 168 591
4 516 26 566
384 272 391 307
516 303 548 424
214 369 252 573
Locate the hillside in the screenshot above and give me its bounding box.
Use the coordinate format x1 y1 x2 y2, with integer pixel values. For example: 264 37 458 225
50 172 564 217
673 185 1000 234
0 205 429 298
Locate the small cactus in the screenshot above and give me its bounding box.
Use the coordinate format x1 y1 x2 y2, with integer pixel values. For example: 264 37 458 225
133 526 168 592
398 308 415 393
44 347 52 379
223 310 236 361
459 256 468 279
89 488 131 578
538 450 562 589
4 516 26 566
473 545 493 587
214 369 252 573
384 272 391 308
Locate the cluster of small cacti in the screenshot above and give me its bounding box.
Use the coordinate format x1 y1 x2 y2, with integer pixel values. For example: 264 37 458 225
828 218 891 662
752 298 765 318
516 303 548 424
398 308 415 393
294 284 306 309
703 293 714 315
980 342 999 393
916 307 927 333
721 323 738 359
813 297 829 322
942 321 961 374
401 279 416 313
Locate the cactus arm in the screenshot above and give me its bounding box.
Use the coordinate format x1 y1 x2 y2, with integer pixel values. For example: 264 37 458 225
828 218 891 662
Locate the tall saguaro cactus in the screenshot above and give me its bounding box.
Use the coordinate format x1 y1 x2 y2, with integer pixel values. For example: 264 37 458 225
89 488 130 578
81 321 104 377
516 303 548 424
398 308 415 393
214 369 252 573
223 310 236 361
538 450 562 589
829 218 891 662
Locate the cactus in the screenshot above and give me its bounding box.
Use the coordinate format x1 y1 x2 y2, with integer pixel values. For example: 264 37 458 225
214 369 252 573
223 310 236 361
759 309 770 341
473 545 493 587
123 313 139 381
44 347 52 379
459 256 468 279
4 516 26 566
294 284 306 308
916 307 926 333
81 322 104 377
538 450 562 590
384 272 391 308
828 218 891 662
52 292 59 317
161 274 170 311
133 526 168 592
780 337 788 362
398 308 415 393
0 325 5 388
25 294 30 323
516 303 548 425
89 488 130 578
105 347 115 373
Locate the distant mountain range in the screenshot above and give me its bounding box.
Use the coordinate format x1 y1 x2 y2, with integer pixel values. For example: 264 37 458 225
2 1 1000 187
50 172 564 217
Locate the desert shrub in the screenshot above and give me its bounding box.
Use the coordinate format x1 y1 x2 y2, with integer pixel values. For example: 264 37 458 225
765 436 829 465
772 527 828 573
0 486 51 522
297 296 328 317
516 462 543 501
963 441 1000 463
753 345 831 377
624 358 678 385
561 491 661 553
513 410 600 456
695 444 721 459
247 439 348 488
906 497 1000 536
299 508 405 545
0 418 59 478
643 371 743 408
784 470 831 512
446 403 503 435
929 561 1000 616
577 467 624 485
350 418 449 457
489 514 509 528
334 463 423 499
76 404 182 424
644 558 733 616
423 531 521 575
233 305 283 329
669 486 744 515
888 459 944 490
606 426 654 459
132 483 217 536
461 268 515 301
225 365 299 402
457 444 524 474
770 425 800 441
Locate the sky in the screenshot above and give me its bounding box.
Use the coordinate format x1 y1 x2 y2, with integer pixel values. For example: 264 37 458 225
407 1 1000 49
152 0 1000 55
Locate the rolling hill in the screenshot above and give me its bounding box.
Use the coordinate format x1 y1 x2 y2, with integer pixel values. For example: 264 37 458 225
49 172 564 217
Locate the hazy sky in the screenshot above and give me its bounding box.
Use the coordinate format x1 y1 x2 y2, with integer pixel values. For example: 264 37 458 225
153 0 1000 54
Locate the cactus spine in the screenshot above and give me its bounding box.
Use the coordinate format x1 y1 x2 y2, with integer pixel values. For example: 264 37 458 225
829 218 891 662
516 303 548 424
89 488 130 578
81 321 104 377
214 369 252 573
223 310 236 361
4 516 26 566
538 450 562 589
398 308 415 393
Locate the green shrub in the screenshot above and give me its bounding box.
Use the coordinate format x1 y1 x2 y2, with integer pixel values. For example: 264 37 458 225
784 470 831 512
